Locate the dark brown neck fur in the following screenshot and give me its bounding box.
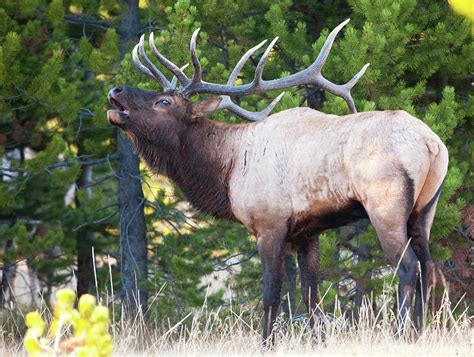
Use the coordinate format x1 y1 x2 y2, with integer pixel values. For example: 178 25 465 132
129 117 245 220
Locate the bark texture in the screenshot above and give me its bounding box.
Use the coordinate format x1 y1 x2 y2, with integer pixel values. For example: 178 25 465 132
117 0 148 315
75 164 96 297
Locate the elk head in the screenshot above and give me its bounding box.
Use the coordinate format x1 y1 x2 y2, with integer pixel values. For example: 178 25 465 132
108 19 370 136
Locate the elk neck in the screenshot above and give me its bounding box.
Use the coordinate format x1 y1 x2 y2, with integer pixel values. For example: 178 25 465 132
131 116 247 221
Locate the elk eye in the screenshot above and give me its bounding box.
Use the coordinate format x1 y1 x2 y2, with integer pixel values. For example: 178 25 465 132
156 99 171 107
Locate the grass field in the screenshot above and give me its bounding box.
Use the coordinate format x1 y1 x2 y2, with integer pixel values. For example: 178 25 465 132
1 291 471 356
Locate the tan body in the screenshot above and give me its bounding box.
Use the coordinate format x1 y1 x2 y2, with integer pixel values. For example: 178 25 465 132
222 108 447 341
228 109 447 250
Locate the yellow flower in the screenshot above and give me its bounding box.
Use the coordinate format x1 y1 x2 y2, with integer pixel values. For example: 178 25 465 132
89 322 108 336
25 311 45 336
73 346 100 357
24 288 113 357
74 318 91 336
55 288 76 308
449 0 474 20
90 306 109 324
95 334 113 357
24 330 42 356
449 0 474 34
78 294 96 319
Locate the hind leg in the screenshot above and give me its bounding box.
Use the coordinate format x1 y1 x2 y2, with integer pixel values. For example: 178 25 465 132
372 221 418 332
408 200 439 331
364 199 419 335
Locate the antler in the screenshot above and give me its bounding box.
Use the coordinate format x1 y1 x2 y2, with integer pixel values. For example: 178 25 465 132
181 19 369 113
131 19 369 118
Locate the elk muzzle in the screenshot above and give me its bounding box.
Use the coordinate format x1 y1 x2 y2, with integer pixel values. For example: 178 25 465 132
107 86 130 127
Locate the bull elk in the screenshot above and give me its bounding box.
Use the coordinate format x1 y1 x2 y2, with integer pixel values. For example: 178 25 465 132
107 20 448 345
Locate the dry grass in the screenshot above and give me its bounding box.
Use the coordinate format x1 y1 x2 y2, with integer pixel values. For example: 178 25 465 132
112 299 472 356
1 291 472 356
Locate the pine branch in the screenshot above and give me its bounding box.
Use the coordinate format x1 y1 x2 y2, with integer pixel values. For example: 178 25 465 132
64 14 114 30
72 210 119 232
1 154 119 175
213 250 258 272
81 175 115 189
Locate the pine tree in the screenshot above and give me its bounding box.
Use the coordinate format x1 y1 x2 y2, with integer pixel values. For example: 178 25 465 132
0 0 121 304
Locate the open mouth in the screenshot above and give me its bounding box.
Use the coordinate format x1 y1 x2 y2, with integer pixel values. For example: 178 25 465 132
109 97 126 112
107 96 129 126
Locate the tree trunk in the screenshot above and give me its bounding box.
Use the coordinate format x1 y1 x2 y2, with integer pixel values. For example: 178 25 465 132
117 0 148 315
0 170 7 308
75 164 96 297
0 240 13 309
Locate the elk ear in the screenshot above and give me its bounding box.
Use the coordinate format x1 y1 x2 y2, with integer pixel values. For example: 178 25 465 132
191 97 222 119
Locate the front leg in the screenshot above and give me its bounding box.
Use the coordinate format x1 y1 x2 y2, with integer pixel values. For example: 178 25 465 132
257 226 288 348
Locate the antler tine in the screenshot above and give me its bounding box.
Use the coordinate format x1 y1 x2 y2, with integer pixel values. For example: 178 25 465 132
132 35 171 90
170 75 177 89
149 32 190 87
303 18 370 113
218 39 284 121
218 92 285 122
339 63 370 112
132 43 152 77
227 39 268 85
309 19 349 74
346 63 370 89
253 37 278 86
138 35 172 89
188 28 202 87
171 64 190 89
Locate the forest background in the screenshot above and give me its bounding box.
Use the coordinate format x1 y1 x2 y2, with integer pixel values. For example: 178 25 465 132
0 0 472 333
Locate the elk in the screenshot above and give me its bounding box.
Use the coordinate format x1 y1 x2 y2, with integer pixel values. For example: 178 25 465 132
107 20 448 345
